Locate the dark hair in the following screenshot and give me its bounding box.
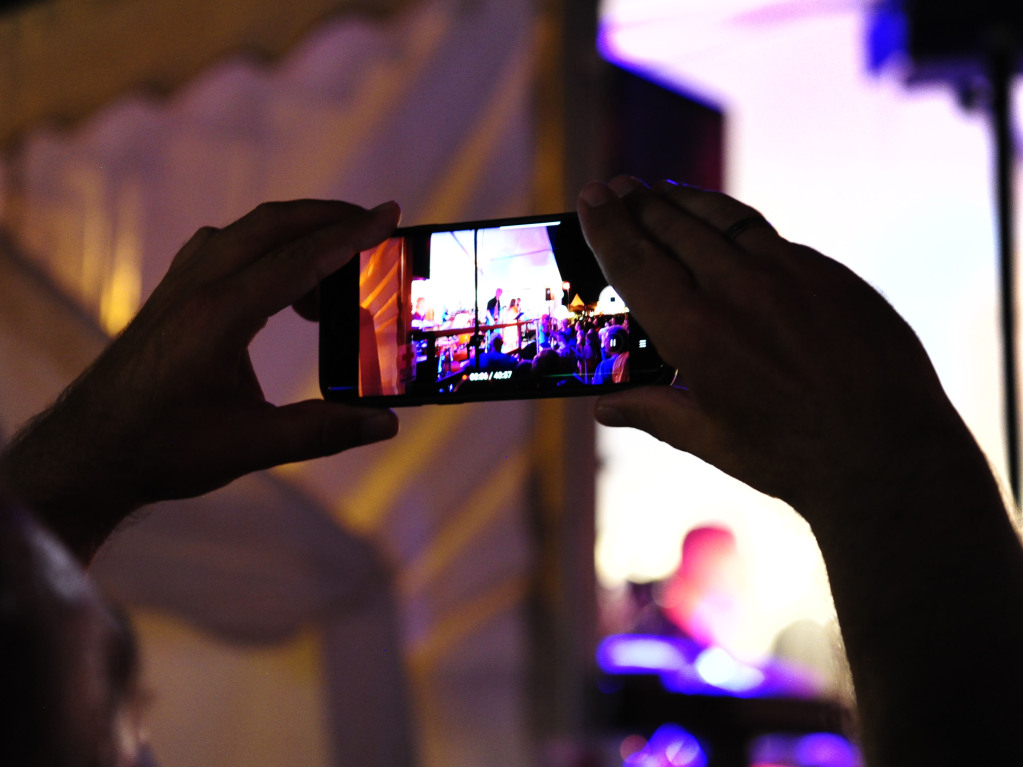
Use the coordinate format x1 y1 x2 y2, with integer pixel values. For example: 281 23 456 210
531 348 563 380
0 498 137 767
0 499 68 766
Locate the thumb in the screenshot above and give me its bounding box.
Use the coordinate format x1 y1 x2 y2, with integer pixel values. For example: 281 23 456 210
595 386 722 460
595 387 784 503
242 401 399 469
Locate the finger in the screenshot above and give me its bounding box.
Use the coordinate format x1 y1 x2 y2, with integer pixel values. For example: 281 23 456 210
617 188 774 292
577 181 697 348
594 387 778 502
594 386 723 462
196 200 394 284
222 201 401 336
608 174 648 197
655 181 781 251
170 226 219 271
230 401 399 472
141 227 220 312
292 286 320 322
595 385 754 491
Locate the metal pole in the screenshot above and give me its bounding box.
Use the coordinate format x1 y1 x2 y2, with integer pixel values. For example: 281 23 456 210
991 43 1020 506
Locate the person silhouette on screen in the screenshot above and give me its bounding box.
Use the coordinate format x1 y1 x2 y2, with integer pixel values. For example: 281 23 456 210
486 288 503 325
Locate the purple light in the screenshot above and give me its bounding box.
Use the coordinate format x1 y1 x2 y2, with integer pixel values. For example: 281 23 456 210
598 634 822 699
795 733 859 767
693 647 764 693
624 724 708 767
750 732 861 767
595 19 721 114
597 634 693 674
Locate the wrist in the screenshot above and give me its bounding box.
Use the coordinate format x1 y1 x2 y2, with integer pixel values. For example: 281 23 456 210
0 395 141 563
796 410 1023 767
798 400 1007 539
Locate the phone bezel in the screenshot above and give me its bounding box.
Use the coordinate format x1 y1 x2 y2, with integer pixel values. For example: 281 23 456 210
319 212 673 406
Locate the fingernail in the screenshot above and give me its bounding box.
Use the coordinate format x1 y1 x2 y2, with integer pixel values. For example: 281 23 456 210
580 182 614 208
359 410 399 443
370 200 400 215
594 404 627 428
609 175 646 197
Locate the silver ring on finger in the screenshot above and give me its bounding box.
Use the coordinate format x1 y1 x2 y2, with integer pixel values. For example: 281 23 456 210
722 214 775 242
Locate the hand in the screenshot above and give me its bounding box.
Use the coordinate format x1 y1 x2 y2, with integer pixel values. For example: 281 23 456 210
577 178 968 522
0 199 401 560
578 178 1023 767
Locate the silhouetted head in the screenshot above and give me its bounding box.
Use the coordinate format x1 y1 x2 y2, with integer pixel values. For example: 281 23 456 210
0 494 151 766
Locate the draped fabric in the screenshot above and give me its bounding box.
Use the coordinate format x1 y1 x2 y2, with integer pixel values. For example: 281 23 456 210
0 232 416 767
91 480 416 767
0 0 406 148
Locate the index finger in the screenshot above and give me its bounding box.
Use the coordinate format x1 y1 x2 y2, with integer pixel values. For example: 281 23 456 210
654 181 781 253
178 200 390 284
578 181 708 354
615 184 783 298
578 181 695 298
220 201 401 340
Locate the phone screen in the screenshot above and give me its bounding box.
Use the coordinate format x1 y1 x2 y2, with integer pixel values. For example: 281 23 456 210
319 213 670 404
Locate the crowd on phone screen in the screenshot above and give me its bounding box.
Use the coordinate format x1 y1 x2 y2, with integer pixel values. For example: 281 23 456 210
448 309 631 388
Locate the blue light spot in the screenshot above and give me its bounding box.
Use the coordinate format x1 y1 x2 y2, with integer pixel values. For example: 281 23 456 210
597 634 686 674
625 724 707 767
795 732 858 767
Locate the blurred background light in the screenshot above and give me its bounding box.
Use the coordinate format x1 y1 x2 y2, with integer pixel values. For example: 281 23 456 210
624 723 708 767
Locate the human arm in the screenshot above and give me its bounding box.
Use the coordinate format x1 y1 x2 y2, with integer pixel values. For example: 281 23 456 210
578 178 1023 766
0 199 401 564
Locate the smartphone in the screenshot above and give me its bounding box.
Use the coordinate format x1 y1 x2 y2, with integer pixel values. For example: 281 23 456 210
319 212 672 405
